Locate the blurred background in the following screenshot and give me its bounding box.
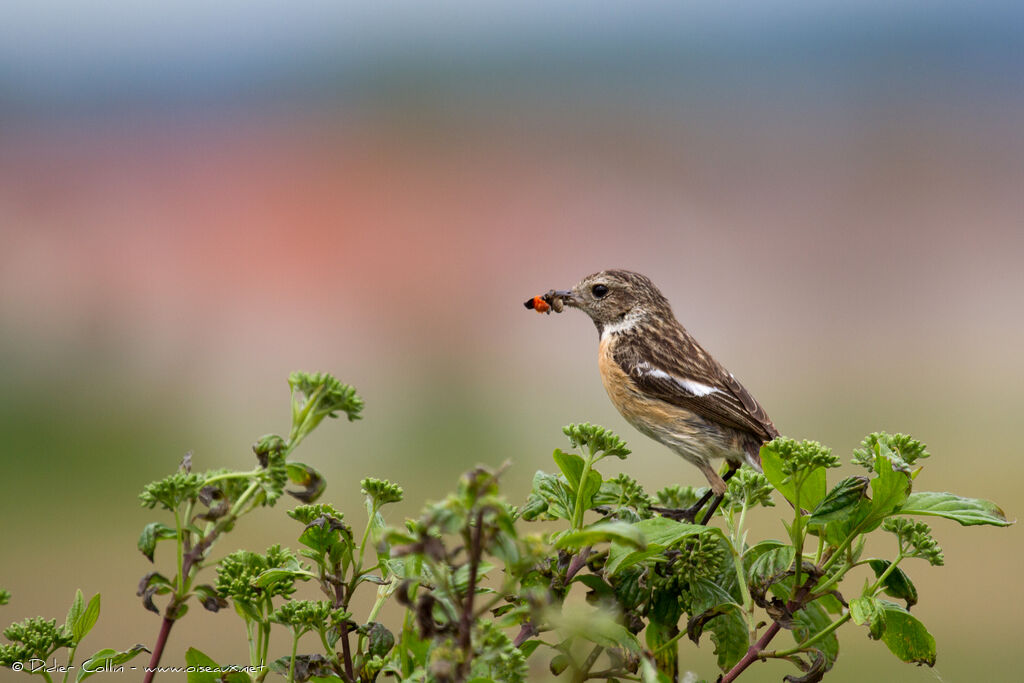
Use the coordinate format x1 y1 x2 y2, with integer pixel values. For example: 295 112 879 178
2 1 1022 680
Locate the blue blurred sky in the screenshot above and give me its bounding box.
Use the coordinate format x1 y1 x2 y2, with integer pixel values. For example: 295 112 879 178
3 1 1022 118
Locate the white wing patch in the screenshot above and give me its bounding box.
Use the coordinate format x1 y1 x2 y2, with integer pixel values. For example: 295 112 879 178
634 362 721 397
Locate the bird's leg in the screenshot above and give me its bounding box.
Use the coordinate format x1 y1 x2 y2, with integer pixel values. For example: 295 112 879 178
652 465 738 524
699 476 736 525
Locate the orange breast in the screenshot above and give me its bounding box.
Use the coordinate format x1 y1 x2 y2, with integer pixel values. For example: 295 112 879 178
598 337 650 427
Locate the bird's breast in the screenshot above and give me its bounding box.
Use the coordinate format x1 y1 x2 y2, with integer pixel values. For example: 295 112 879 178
598 336 673 431
598 336 742 464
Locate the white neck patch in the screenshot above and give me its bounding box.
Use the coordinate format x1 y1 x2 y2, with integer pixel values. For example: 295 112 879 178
600 310 642 340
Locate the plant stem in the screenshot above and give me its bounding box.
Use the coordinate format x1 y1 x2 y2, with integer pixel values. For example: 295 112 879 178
572 644 604 683
357 510 375 574
566 547 592 581
650 629 685 655
721 577 817 683
791 479 804 597
771 613 851 658
330 577 355 682
720 621 781 683
245 619 256 668
571 452 596 531
60 643 77 683
318 627 342 673
142 615 176 683
866 553 905 595
729 539 756 635
288 630 299 683
458 509 485 679
173 508 185 594
513 622 536 647
201 469 259 486
399 607 414 678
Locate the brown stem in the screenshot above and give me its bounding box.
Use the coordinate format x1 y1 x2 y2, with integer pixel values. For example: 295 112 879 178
142 615 175 683
720 582 815 682
457 509 485 680
332 576 355 682
566 546 592 581
720 621 781 683
513 622 536 647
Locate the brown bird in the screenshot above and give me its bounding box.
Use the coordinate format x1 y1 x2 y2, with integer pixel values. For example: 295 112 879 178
530 269 779 523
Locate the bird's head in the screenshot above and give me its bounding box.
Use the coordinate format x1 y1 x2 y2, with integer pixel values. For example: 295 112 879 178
548 269 673 333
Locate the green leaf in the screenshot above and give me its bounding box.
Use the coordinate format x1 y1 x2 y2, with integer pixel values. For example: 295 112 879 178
708 607 749 671
530 471 574 521
897 491 1011 527
636 516 710 546
552 607 642 653
577 470 603 515
549 653 570 676
556 520 646 550
613 568 649 610
808 477 870 526
366 622 395 658
741 540 785 568
746 545 795 588
180 648 251 682
792 599 839 667
761 443 796 504
137 522 177 562
868 559 918 608
868 444 912 523
73 593 101 642
255 567 317 587
77 644 149 682
517 640 542 658
605 518 706 575
65 589 84 637
822 498 873 546
877 602 936 666
585 619 642 652
684 580 747 672
605 546 662 576
690 578 742 616
552 449 585 491
184 647 220 683
849 596 885 639
285 462 326 503
760 439 832 508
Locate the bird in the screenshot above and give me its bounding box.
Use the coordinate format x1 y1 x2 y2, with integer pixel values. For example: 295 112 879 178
528 269 779 524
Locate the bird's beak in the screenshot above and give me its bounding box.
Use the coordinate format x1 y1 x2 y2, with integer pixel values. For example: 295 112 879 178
548 289 578 307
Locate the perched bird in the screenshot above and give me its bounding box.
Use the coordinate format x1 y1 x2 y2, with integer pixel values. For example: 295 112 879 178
530 269 779 523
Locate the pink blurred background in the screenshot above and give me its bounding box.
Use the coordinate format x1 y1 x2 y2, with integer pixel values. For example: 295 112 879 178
2 2 1022 680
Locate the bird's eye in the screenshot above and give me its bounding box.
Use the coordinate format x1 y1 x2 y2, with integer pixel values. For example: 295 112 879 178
591 284 609 298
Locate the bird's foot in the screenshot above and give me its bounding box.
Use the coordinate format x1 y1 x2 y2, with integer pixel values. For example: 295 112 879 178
651 487 715 524
650 503 705 524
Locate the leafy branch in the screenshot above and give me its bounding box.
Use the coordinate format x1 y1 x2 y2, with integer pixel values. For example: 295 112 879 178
1 374 1011 683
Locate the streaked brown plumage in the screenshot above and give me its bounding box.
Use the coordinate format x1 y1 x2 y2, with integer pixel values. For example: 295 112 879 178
542 269 778 499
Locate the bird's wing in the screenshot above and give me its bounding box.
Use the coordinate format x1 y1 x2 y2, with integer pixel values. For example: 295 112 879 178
613 336 778 441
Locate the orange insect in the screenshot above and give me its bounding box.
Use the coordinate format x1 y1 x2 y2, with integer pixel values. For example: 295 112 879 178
524 292 564 314
527 295 551 313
